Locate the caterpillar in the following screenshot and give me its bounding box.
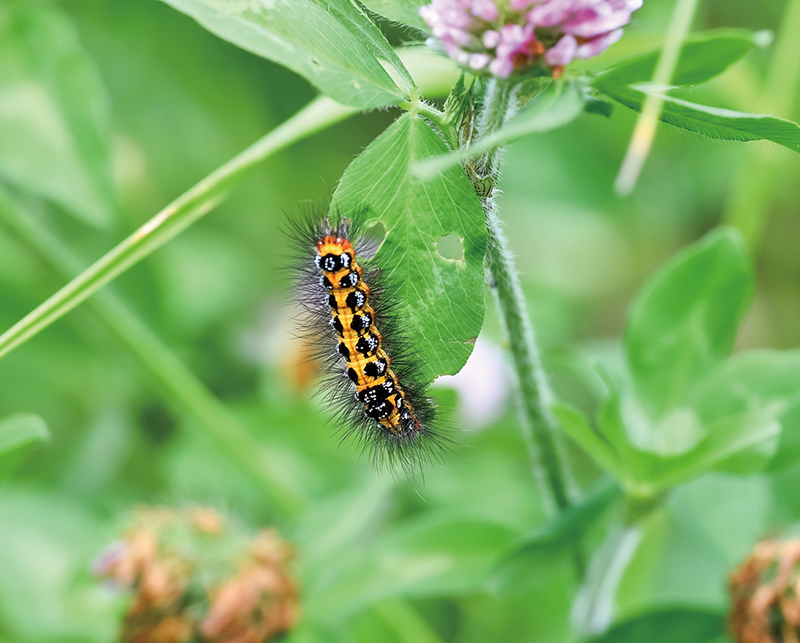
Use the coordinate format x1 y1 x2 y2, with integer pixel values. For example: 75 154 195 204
291 213 445 474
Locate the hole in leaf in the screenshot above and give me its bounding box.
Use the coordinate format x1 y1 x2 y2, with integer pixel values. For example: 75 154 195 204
361 221 386 259
437 234 463 261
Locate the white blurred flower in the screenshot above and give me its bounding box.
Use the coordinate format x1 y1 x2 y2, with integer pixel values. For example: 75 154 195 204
434 337 511 430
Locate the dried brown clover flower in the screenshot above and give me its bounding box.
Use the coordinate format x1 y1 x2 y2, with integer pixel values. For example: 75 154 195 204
730 539 800 643
94 506 298 643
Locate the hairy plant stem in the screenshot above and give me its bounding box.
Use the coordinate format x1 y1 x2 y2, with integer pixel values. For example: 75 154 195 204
484 202 573 517
476 78 573 518
399 86 447 128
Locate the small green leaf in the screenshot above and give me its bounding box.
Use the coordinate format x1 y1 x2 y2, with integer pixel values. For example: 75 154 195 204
0 2 113 226
626 227 752 418
584 96 614 118
596 392 777 493
597 391 642 465
771 404 800 471
323 0 415 93
375 515 518 597
490 479 620 596
672 410 780 481
595 392 671 490
554 403 622 477
500 478 621 557
361 0 429 31
599 85 800 153
596 29 757 88
414 80 586 178
692 350 800 471
0 414 50 479
307 513 518 616
589 608 726 643
158 0 404 109
332 113 487 382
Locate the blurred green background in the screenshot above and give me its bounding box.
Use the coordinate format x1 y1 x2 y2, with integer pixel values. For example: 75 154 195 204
0 0 798 641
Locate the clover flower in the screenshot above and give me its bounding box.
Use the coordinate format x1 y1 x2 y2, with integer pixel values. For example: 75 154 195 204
94 506 299 643
420 0 642 78
729 539 800 643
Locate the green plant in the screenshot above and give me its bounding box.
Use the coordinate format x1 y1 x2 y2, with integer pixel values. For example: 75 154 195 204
1 0 800 641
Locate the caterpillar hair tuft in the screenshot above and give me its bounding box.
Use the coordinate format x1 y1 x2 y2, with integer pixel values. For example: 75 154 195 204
288 210 449 475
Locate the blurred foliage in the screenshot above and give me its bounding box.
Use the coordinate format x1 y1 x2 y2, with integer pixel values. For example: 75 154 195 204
0 0 798 642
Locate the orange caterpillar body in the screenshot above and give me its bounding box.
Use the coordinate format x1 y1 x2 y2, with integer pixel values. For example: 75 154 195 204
292 215 443 473
316 233 423 438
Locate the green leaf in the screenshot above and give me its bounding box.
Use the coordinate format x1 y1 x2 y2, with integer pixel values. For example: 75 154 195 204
373 515 518 597
589 608 725 643
675 410 780 480
322 0 415 93
554 403 622 477
599 394 779 493
413 80 586 178
0 2 113 226
595 393 655 489
306 513 518 617
500 478 621 558
596 29 757 88
692 350 800 471
490 80 586 144
595 392 682 491
487 543 572 599
332 113 487 382
490 479 620 596
158 0 405 109
598 85 800 153
771 404 800 471
361 0 429 32
584 96 614 118
0 490 115 641
625 227 752 418
0 414 50 479
593 30 800 152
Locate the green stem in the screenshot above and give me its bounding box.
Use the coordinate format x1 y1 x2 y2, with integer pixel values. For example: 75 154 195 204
478 78 573 517
723 0 800 251
614 0 700 195
572 491 663 634
572 522 643 634
0 96 358 361
0 189 307 517
476 78 516 178
484 204 572 515
399 86 448 128
374 599 444 643
0 47 463 363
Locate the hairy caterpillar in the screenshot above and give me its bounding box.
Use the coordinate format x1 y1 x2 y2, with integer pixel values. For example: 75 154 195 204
291 213 446 473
